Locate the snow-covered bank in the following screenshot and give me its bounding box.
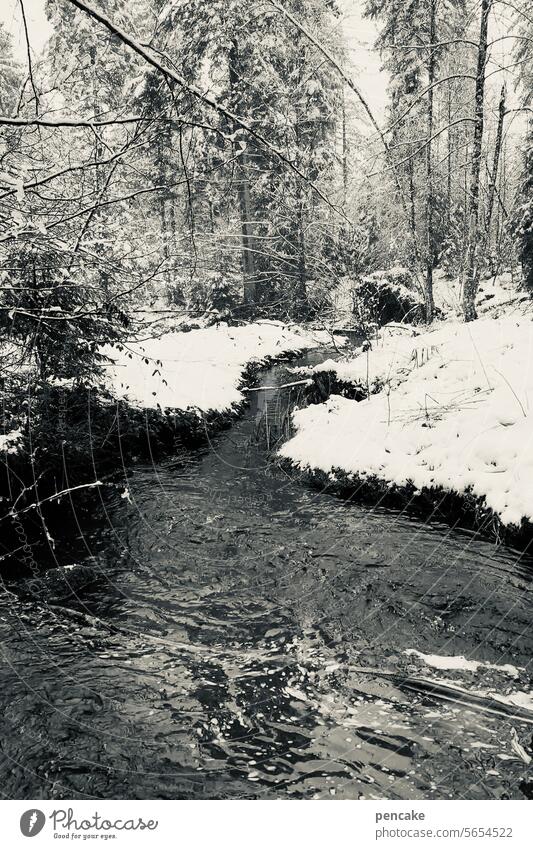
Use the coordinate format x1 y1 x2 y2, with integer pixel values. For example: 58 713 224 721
292 323 418 396
279 316 533 535
105 321 338 414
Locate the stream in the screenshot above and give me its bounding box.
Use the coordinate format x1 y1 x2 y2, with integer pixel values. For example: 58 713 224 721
1 350 532 800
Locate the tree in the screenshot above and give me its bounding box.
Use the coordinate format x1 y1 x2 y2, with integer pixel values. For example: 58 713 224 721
0 23 22 115
511 131 533 290
508 0 533 291
152 0 344 314
485 82 506 249
0 242 127 381
365 0 467 321
462 0 491 322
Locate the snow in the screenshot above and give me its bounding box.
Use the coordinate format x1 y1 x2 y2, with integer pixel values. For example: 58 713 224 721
496 690 533 713
434 269 532 320
105 321 338 414
403 650 532 720
280 309 533 529
292 323 419 391
0 428 22 453
404 649 521 678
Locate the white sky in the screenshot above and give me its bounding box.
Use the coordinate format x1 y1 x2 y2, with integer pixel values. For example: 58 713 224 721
0 0 525 135
1 0 51 56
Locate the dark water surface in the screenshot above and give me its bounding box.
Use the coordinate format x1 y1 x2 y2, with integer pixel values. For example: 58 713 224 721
1 353 532 799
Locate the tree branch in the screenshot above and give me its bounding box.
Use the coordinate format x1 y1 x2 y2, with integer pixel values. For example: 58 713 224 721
382 75 477 139
0 115 159 128
0 136 152 200
368 118 477 177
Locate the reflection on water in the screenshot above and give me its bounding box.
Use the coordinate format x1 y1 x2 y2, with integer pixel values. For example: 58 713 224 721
0 353 532 799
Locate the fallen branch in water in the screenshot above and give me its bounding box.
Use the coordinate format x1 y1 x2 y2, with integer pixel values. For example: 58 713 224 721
243 378 312 392
350 666 533 725
2 480 105 522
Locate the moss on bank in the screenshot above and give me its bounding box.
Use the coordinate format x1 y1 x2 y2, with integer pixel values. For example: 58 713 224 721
277 457 533 551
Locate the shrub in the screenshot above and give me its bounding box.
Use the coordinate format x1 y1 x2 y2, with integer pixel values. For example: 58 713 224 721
0 243 127 381
351 267 424 327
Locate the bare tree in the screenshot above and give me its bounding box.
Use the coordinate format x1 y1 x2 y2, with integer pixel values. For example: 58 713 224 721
485 82 507 245
462 0 492 322
424 0 437 322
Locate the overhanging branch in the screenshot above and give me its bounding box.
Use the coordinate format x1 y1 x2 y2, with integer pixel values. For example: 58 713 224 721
0 115 159 128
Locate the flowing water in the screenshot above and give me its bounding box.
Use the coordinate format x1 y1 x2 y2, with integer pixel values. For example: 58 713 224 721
1 352 532 800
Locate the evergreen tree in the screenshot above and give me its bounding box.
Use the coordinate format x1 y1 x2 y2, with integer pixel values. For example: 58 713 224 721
511 131 533 290
154 0 344 314
0 23 21 115
365 0 467 319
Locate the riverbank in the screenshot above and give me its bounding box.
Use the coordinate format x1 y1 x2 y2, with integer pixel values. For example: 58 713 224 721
104 321 338 414
0 321 340 570
279 277 533 546
2 355 532 799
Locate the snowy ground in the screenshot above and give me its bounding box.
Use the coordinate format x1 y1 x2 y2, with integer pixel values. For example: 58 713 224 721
280 274 533 531
434 268 533 320
104 321 337 414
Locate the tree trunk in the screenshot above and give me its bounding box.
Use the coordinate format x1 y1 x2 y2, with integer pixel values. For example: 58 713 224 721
462 0 491 322
342 84 348 205
447 80 452 231
424 0 437 323
295 195 307 316
495 144 506 256
462 140 469 276
89 44 100 193
229 40 257 306
485 83 506 247
157 137 171 287
293 95 307 315
407 155 416 243
236 150 257 305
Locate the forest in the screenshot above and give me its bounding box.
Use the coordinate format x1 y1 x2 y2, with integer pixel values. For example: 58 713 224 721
0 0 531 345
1 0 533 804
1 0 532 523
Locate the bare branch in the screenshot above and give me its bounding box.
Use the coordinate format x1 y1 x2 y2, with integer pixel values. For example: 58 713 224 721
494 0 533 28
382 75 477 138
18 0 39 115
368 118 477 177
0 136 152 200
70 162 118 256
0 115 159 128
385 39 477 50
